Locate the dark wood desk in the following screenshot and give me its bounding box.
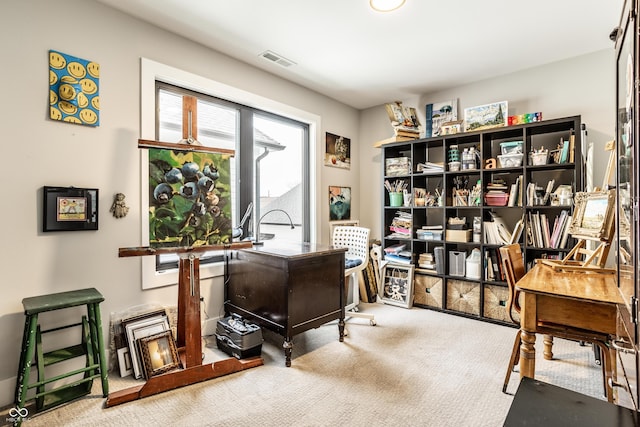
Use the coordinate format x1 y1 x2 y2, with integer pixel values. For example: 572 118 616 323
516 263 622 401
226 241 346 366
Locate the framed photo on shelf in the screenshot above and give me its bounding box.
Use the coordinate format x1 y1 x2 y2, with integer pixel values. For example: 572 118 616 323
43 186 98 232
123 313 171 379
380 264 414 308
425 99 457 138
464 101 508 132
138 330 180 379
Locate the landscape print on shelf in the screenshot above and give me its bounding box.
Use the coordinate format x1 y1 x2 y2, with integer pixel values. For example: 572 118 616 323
464 101 508 132
425 99 457 137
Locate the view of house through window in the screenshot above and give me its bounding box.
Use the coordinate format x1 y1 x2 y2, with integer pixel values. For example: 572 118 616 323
155 83 309 270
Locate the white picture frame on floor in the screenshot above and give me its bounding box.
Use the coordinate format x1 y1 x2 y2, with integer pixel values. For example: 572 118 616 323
124 315 171 379
380 264 414 308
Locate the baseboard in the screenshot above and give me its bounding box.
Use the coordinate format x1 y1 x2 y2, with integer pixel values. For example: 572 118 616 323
202 316 221 337
0 376 16 409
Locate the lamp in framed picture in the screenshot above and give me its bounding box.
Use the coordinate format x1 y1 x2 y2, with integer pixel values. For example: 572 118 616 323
42 186 98 231
138 330 181 379
380 263 414 308
539 189 616 273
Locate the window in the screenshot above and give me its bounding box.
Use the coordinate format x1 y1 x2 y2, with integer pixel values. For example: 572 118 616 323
140 59 317 289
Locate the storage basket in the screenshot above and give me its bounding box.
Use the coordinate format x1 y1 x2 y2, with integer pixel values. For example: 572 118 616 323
483 284 521 323
446 279 480 315
413 273 443 308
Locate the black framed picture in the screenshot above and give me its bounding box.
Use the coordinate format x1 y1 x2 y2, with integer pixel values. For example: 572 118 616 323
43 186 99 232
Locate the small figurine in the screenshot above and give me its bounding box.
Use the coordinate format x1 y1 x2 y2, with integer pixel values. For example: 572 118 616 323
110 193 129 218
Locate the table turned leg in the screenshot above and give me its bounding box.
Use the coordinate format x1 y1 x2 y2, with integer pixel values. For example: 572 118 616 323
283 339 293 367
338 318 345 342
543 335 554 360
519 329 536 379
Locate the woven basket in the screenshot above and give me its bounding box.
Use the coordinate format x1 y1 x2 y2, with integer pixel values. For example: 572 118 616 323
446 279 480 315
483 284 520 324
413 273 443 308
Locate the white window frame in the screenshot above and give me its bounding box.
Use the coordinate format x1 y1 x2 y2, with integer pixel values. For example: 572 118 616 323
140 58 320 289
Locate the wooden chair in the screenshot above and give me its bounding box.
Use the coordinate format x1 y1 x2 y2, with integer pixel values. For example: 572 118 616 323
500 244 614 400
332 226 376 326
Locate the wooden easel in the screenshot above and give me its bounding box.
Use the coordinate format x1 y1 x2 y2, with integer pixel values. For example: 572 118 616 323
540 143 616 274
106 96 263 407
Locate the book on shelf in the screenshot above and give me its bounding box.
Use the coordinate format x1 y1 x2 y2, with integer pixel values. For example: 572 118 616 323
559 215 572 249
569 130 575 163
510 215 524 244
384 253 412 264
416 162 444 173
384 243 406 254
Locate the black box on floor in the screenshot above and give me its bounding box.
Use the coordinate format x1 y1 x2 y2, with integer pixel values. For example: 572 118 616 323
215 315 263 359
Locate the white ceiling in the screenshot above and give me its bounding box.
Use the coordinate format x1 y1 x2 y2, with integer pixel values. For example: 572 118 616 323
97 0 624 110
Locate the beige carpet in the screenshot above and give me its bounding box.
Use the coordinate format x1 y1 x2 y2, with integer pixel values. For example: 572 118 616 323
3 303 604 427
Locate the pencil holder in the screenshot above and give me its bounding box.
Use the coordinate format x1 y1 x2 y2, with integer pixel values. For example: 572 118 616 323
389 192 403 207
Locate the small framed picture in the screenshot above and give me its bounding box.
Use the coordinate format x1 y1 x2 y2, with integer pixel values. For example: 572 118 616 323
43 186 98 231
123 314 171 379
325 132 351 169
138 330 181 379
464 101 508 132
380 264 414 308
117 347 133 377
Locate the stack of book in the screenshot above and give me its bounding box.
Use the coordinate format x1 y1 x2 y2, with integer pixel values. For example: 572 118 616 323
526 210 572 249
417 252 437 271
388 211 412 239
384 243 412 264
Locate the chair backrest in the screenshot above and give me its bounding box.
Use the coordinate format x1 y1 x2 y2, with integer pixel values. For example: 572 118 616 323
332 226 370 264
499 244 525 325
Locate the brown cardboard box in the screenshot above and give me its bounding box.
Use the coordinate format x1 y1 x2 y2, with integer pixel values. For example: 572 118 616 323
445 229 472 242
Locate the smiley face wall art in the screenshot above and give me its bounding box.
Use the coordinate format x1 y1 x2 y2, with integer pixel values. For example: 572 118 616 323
49 50 100 126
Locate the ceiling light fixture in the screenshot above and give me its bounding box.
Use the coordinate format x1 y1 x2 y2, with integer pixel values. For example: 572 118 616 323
370 0 405 12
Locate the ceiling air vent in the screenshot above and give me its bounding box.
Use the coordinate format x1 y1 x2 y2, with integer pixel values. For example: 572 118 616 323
259 50 295 68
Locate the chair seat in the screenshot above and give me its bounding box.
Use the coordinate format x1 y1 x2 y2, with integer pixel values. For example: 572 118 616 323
345 258 363 270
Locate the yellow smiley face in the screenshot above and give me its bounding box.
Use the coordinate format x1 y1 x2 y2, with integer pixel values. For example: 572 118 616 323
49 51 66 69
50 106 62 120
58 83 77 101
79 109 98 124
87 62 100 78
58 101 77 115
60 75 78 83
63 116 81 124
49 70 58 85
50 89 58 105
76 92 89 108
91 95 100 110
67 61 86 79
80 78 97 95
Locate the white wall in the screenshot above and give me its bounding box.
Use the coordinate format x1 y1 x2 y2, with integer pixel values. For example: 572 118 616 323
0 0 360 406
358 49 616 241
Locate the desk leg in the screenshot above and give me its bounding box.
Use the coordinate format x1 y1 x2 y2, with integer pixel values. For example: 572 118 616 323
520 330 536 379
543 335 554 360
283 339 293 367
520 292 536 380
